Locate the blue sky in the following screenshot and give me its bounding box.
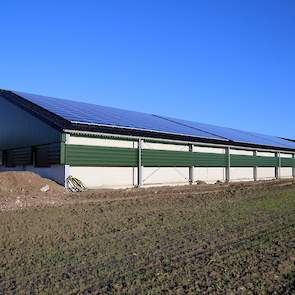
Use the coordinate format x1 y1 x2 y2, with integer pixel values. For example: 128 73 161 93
0 0 294 138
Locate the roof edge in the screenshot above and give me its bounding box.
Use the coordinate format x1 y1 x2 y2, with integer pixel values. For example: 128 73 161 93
0 90 71 132
1 89 294 152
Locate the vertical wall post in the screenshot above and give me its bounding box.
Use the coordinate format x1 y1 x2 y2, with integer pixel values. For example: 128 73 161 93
226 147 231 182
293 154 295 178
64 165 70 188
137 139 143 187
61 133 70 188
253 150 258 181
275 152 281 179
189 144 194 185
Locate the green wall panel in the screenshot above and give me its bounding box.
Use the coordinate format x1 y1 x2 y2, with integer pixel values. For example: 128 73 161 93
281 157 295 167
231 154 257 167
65 145 138 167
63 144 295 168
2 143 61 167
142 149 194 167
231 154 280 167
142 149 228 167
255 156 279 167
6 147 33 166
35 143 61 167
193 152 228 167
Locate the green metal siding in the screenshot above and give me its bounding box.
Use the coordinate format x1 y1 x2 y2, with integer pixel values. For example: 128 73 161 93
35 143 61 167
255 156 279 167
142 149 194 167
231 154 257 167
231 154 280 167
62 144 295 168
193 152 228 167
281 157 295 167
65 145 138 167
60 142 66 165
65 146 229 168
6 147 33 166
2 143 61 167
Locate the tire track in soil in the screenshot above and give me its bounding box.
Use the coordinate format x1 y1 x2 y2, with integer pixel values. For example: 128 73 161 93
1 181 295 294
69 222 295 294
1 207 292 262
2 185 293 265
1 215 294 293
64 181 295 208
1 209 294 285
1 179 293 211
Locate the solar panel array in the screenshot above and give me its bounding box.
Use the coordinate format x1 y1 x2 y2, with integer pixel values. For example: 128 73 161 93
156 115 295 150
12 90 295 150
12 91 224 141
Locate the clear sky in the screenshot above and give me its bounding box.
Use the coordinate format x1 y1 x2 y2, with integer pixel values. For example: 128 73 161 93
0 0 294 138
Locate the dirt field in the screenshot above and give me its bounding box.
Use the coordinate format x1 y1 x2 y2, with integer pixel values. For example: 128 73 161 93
0 172 295 294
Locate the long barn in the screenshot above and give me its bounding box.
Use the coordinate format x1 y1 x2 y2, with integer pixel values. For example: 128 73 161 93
0 89 295 188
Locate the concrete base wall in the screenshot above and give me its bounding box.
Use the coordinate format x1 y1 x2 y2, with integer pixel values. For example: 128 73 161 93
231 167 254 182
143 167 189 185
69 166 138 189
280 167 293 178
194 167 226 183
257 167 276 180
1 164 293 188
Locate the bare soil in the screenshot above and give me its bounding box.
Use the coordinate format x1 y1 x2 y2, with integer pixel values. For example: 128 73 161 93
0 172 67 210
0 172 295 294
0 171 294 211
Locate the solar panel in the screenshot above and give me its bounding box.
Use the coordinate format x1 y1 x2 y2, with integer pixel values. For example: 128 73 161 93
11 90 295 150
241 129 295 150
156 115 295 150
12 91 225 141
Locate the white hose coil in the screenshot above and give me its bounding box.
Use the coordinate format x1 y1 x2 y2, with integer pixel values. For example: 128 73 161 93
67 176 87 192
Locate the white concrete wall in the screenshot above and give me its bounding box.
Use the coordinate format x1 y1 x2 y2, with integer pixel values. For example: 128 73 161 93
69 166 137 189
0 165 66 185
257 151 275 157
143 167 189 185
280 153 293 158
280 167 293 178
194 167 226 183
194 146 225 154
230 167 254 181
257 167 276 180
230 149 254 156
68 136 138 148
143 141 189 151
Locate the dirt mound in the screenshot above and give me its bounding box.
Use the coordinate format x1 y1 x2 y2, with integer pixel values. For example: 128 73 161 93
0 172 65 195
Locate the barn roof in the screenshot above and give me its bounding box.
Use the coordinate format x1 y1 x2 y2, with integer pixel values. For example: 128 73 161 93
1 89 295 151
